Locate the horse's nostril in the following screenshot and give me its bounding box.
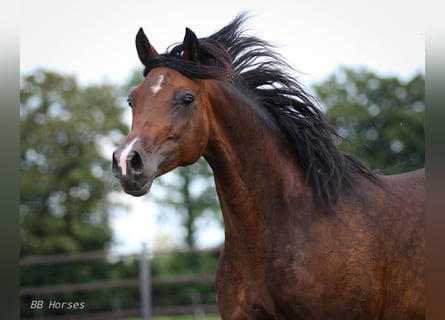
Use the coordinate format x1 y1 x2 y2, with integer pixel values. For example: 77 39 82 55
112 151 120 177
128 151 144 174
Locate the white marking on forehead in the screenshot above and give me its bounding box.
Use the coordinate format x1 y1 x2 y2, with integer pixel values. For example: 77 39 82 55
150 75 164 95
119 138 138 176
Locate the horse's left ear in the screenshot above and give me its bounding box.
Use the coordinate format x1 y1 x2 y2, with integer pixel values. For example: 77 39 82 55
136 27 158 66
182 27 200 62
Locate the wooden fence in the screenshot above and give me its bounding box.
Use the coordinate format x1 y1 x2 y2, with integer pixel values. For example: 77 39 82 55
20 245 221 320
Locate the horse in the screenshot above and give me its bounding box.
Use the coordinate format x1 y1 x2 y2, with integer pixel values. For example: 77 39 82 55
112 14 425 319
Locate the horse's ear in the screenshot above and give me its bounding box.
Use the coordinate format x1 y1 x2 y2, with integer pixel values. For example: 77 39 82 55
182 27 200 62
136 27 158 66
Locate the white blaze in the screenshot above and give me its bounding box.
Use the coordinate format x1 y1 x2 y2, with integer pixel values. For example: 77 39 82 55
119 138 138 176
150 75 164 95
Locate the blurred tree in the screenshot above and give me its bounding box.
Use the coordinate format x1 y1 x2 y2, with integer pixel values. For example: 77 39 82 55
123 69 222 249
312 67 424 174
154 161 221 249
20 70 128 256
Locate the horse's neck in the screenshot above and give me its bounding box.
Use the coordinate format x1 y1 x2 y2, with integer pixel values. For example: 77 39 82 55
203 82 310 238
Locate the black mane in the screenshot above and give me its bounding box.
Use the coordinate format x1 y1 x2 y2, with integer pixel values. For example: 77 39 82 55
142 13 377 209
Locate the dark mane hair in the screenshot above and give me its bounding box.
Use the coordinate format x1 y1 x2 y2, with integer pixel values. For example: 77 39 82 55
142 13 377 210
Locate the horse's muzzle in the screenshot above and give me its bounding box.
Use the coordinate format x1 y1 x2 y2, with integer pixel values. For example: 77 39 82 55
112 143 159 197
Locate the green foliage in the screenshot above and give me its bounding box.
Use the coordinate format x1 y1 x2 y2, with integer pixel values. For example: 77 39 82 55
312 67 424 174
20 70 128 255
151 250 219 277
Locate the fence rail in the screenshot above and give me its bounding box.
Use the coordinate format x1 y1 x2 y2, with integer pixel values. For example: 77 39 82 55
21 275 215 296
20 251 110 267
20 246 220 267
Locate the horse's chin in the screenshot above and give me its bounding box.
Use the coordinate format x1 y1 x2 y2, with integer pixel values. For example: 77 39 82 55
122 179 154 197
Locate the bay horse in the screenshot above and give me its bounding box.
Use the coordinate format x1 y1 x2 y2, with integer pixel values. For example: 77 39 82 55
112 14 425 319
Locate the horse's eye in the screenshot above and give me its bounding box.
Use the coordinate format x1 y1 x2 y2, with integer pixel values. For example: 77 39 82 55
182 93 195 106
127 98 133 108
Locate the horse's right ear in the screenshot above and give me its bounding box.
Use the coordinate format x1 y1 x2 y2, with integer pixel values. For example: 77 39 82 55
135 28 158 66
